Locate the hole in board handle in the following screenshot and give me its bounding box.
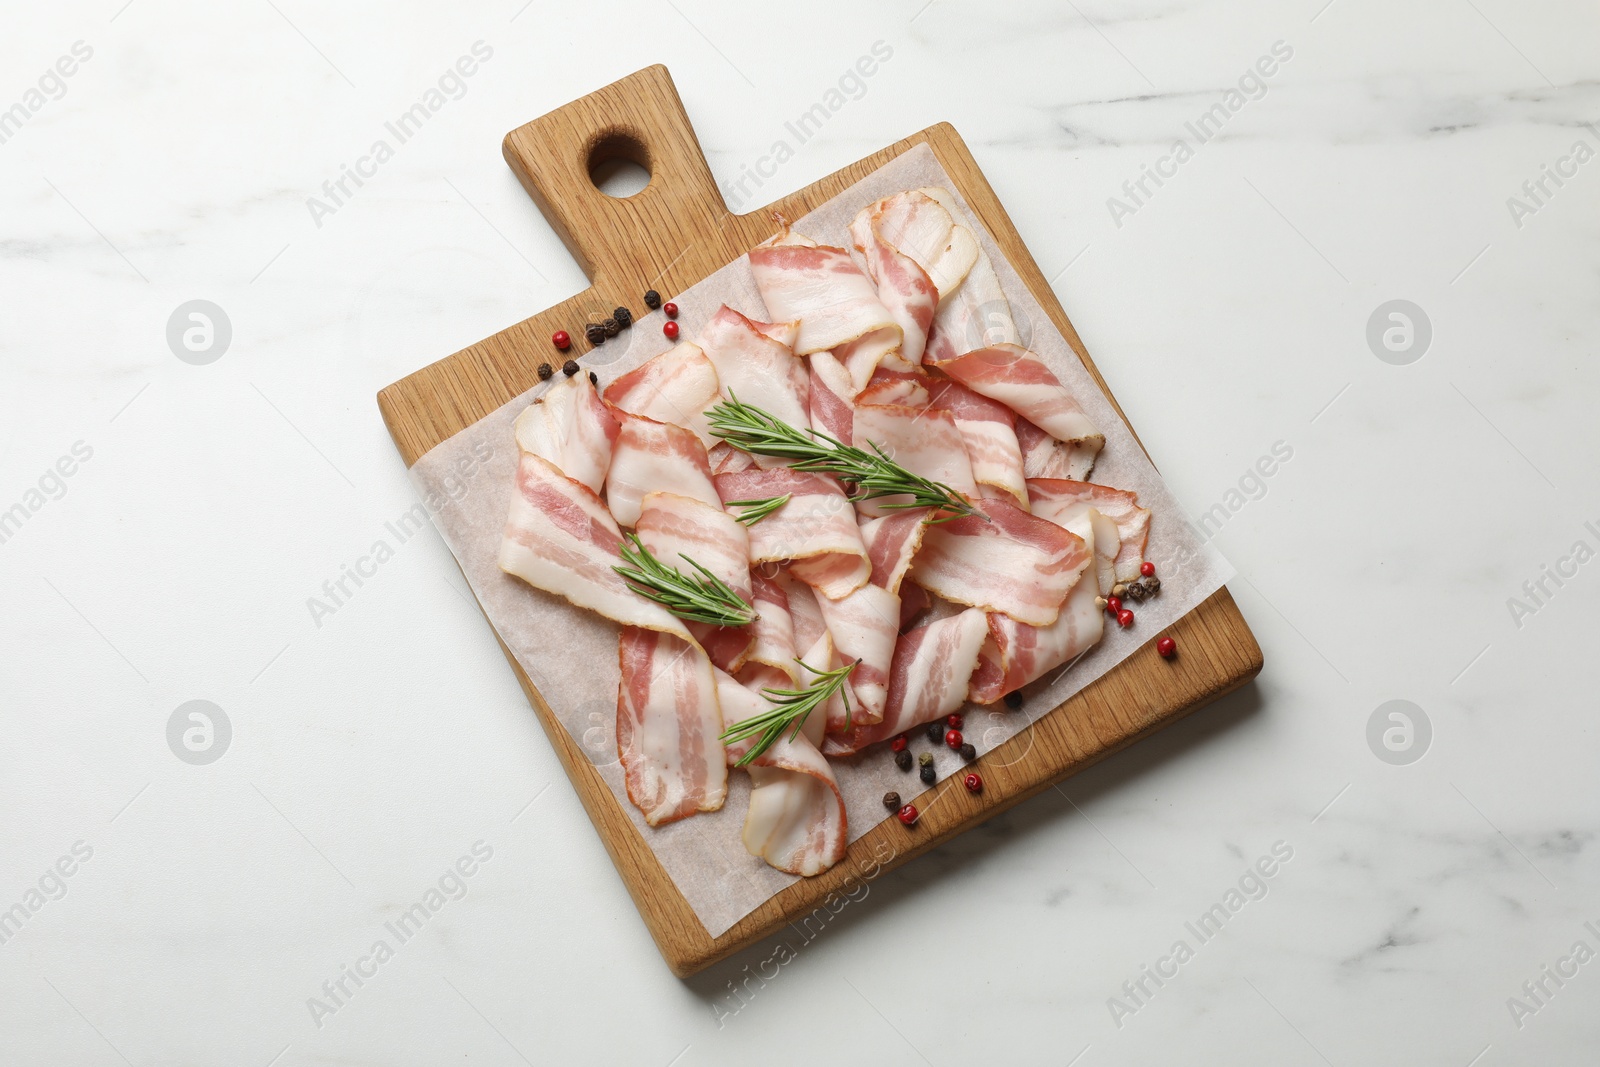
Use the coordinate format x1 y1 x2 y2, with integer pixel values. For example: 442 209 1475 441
588 131 652 199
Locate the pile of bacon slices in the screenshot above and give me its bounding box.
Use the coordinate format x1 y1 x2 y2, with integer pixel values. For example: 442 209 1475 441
497 187 1152 878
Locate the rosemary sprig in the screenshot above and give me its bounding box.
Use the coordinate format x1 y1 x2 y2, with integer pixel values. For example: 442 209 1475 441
725 493 791 526
707 393 980 521
614 534 757 627
720 658 857 767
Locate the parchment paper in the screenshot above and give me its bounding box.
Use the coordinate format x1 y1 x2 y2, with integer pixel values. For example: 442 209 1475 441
409 144 1234 937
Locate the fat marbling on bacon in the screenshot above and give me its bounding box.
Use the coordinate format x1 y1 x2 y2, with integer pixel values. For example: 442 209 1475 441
617 627 728 826
604 408 720 529
601 340 722 449
512 374 619 495
713 467 870 600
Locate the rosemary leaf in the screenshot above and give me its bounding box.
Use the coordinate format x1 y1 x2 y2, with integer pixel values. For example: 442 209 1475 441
614 534 757 627
725 494 791 526
720 658 857 767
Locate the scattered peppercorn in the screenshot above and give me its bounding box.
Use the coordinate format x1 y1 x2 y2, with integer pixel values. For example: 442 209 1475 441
551 330 571 351
601 317 620 338
537 362 553 381
918 751 933 767
1111 582 1129 599
926 722 944 743
663 320 680 340
945 729 963 750
613 306 633 330
584 322 606 346
562 359 579 377
1141 561 1156 578
1157 636 1177 659
959 742 976 762
1106 595 1122 615
946 713 963 730
1117 608 1134 628
1142 576 1161 596
882 791 901 811
1123 582 1147 603
1004 691 1023 710
891 735 908 752
920 763 936 785
1094 595 1108 610
895 749 913 771
897 803 919 826
643 289 662 310
589 371 598 386
963 772 983 794
662 301 679 319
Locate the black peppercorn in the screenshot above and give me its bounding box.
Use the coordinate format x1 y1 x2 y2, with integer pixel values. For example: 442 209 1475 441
1142 576 1161 596
643 289 661 310
600 316 619 338
1004 691 1023 710
562 359 579 377
918 752 933 768
537 363 553 381
584 322 606 346
612 306 633 329
959 742 976 762
926 722 944 743
920 763 936 784
895 749 913 771
589 371 598 386
882 791 901 811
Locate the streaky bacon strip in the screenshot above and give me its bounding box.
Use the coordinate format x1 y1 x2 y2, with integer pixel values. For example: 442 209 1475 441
748 231 899 359
714 468 869 600
697 305 810 453
512 375 618 495
743 570 798 683
717 670 846 876
850 402 978 517
927 376 1027 508
823 608 989 755
909 494 1090 626
814 580 899 727
858 367 931 409
859 509 930 595
928 344 1103 457
1028 478 1151 582
617 627 727 826
709 441 756 474
1017 418 1097 482
605 409 718 529
602 341 721 448
848 195 941 366
636 491 755 674
497 453 690 642
898 580 931 631
808 350 857 444
858 189 979 301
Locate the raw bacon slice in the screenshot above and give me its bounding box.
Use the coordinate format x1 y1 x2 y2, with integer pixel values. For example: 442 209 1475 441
635 491 755 673
854 189 979 301
857 368 931 409
717 671 847 876
1017 418 1097 482
605 410 718 529
814 580 899 727
714 468 870 600
617 628 727 826
859 509 930 595
927 376 1027 508
898 580 932 631
922 207 1019 364
808 351 857 444
823 608 989 755
929 344 1103 459
601 341 721 448
909 494 1090 626
709 441 756 475
1028 479 1151 583
498 453 691 642
850 402 977 517
748 230 899 360
780 571 827 657
742 571 798 682
967 511 1107 704
696 305 810 451
512 374 618 495
848 196 941 365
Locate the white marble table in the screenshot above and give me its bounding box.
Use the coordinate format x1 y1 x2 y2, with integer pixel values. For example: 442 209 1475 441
3 0 1596 1063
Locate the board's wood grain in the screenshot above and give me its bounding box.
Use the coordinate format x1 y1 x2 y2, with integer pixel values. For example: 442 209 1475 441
377 65 1262 977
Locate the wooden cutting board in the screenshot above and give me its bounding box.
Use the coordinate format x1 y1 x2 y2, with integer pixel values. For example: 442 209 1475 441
377 65 1262 977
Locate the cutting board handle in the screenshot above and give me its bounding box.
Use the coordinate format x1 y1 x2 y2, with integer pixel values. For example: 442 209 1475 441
502 65 732 299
